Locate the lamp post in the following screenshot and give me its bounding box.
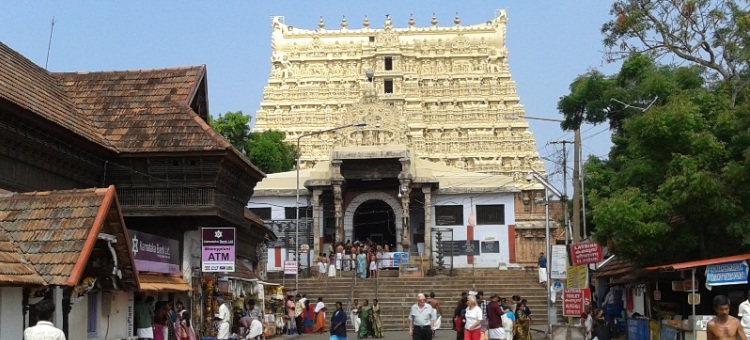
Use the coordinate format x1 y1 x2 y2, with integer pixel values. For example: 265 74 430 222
527 171 564 332
295 121 366 291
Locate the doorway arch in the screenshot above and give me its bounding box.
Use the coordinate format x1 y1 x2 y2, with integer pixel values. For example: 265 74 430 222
353 200 397 247
344 192 402 250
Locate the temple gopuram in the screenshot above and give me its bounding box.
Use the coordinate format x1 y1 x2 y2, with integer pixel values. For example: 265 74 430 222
250 12 558 271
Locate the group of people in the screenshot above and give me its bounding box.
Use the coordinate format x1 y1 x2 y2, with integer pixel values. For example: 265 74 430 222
350 298 385 338
319 239 397 280
285 294 328 335
448 292 532 340
134 295 196 340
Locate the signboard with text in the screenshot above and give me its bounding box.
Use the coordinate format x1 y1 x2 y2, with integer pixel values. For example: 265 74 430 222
706 261 748 286
569 242 603 266
563 288 591 317
284 261 298 275
130 230 180 274
551 245 568 279
202 227 236 272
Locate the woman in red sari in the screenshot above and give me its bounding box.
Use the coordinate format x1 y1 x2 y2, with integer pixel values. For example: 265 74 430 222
303 299 314 333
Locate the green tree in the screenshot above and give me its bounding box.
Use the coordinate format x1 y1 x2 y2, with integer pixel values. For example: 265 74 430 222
247 130 297 174
601 0 750 107
209 111 296 174
559 55 750 265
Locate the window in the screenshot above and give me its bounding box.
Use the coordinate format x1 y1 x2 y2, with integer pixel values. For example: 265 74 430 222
476 204 505 225
384 79 394 94
369 36 375 43
87 292 98 337
435 205 464 226
249 207 272 220
384 56 393 71
285 206 313 219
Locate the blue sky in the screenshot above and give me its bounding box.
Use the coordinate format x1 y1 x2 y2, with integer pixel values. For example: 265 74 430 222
1 1 621 189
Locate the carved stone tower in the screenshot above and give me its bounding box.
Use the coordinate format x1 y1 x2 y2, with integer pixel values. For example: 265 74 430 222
255 12 545 181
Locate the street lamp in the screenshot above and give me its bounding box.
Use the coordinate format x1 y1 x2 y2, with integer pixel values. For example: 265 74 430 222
295 121 367 291
527 171 564 332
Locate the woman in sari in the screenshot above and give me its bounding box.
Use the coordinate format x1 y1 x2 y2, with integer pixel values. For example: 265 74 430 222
330 301 348 340
356 251 367 279
371 299 384 338
313 297 326 334
513 302 531 340
303 299 314 333
351 299 361 332
357 299 372 338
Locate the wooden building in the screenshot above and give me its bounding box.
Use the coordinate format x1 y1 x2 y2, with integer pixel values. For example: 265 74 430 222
0 40 271 338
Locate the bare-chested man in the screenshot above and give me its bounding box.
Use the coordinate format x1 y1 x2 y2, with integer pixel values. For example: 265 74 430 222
426 292 443 333
708 295 748 340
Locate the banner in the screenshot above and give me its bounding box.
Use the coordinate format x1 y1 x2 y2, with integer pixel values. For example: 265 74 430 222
706 261 748 286
202 227 236 272
566 263 589 289
550 245 567 279
130 230 180 274
563 288 591 317
569 242 603 266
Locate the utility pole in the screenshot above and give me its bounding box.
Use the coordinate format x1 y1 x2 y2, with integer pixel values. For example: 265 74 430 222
549 140 573 245
572 128 582 242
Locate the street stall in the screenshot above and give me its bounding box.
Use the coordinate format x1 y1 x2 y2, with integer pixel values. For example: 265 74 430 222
645 254 750 340
259 281 285 338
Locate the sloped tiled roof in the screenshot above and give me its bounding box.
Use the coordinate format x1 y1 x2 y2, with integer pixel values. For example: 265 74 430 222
54 67 233 153
0 42 108 148
0 228 45 286
0 186 138 288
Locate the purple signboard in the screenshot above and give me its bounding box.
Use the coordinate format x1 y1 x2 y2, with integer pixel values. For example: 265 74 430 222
202 227 236 272
130 230 180 274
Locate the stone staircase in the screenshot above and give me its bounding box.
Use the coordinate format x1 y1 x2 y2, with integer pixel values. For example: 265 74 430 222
272 268 558 331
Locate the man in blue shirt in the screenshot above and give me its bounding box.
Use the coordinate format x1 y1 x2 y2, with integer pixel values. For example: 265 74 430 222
538 252 548 286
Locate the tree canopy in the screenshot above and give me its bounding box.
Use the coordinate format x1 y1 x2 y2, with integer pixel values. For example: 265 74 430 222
559 52 750 266
209 111 296 174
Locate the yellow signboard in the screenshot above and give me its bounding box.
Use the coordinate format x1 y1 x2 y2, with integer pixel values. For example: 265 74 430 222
566 263 589 289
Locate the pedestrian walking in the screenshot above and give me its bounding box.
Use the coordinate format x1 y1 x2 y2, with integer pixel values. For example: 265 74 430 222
331 301 348 340
409 293 437 340
464 295 483 340
24 299 66 340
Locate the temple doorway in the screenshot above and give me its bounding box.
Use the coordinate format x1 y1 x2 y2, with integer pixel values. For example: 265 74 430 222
353 199 397 249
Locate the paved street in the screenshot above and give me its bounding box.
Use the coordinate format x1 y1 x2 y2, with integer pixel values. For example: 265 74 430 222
279 329 548 340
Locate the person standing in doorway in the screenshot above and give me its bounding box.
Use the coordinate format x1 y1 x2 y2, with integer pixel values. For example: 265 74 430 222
24 299 66 340
537 253 547 286
409 293 436 340
707 295 747 340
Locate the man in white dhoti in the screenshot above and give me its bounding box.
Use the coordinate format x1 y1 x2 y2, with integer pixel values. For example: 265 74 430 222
216 296 232 339
538 252 547 285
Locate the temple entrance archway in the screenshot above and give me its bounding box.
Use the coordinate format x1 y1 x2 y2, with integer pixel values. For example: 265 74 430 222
344 192 402 250
353 200 397 248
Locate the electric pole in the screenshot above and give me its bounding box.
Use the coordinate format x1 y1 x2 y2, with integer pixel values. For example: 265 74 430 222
573 127 581 243
550 140 573 245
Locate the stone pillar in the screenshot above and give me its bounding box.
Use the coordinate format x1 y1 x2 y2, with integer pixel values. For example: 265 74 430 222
333 182 344 245
331 160 345 244
312 189 323 256
422 186 432 259
398 157 413 252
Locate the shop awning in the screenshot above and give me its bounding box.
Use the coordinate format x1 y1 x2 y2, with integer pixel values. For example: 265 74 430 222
646 254 750 271
139 273 191 292
222 260 259 282
594 256 641 279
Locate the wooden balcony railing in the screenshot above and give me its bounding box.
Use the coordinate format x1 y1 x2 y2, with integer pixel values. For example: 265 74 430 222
117 187 242 213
